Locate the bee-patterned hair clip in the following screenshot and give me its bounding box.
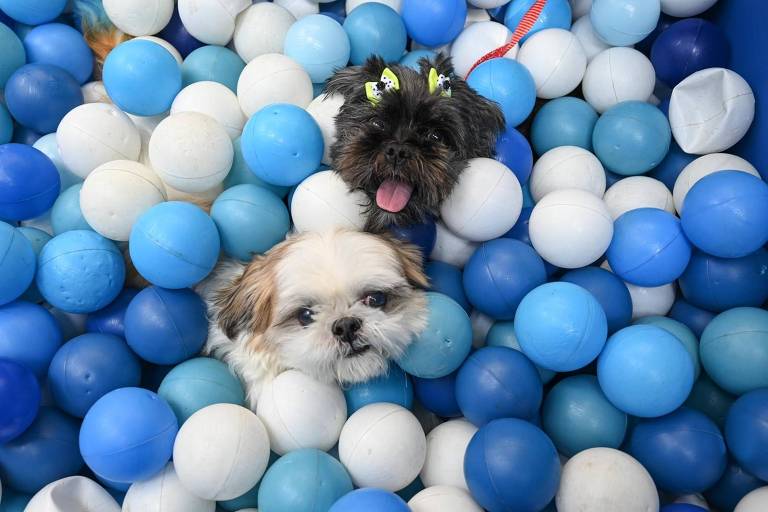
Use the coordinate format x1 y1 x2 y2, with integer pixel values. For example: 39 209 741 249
365 68 400 105
428 68 452 98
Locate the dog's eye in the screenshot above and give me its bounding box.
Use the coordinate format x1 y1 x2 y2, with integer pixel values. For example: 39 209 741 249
428 130 442 143
297 307 314 326
371 119 383 129
362 291 387 308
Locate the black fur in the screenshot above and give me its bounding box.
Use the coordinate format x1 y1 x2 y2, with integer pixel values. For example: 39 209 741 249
326 54 505 233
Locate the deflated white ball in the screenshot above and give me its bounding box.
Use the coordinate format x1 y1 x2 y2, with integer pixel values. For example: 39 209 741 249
80 160 167 241
518 28 587 99
450 21 518 79
409 486 484 512
571 15 610 62
237 53 314 117
123 463 215 512
291 170 368 232
178 0 251 45
103 0 174 36
306 93 345 165
440 158 523 242
430 222 478 269
234 3 296 63
171 81 246 140
339 403 426 491
149 112 234 193
25 477 119 512
582 47 655 113
672 153 760 214
530 146 606 202
257 370 347 455
57 103 141 178
603 176 674 220
173 404 271 501
420 419 477 490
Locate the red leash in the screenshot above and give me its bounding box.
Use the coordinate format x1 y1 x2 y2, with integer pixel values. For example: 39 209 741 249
465 0 549 79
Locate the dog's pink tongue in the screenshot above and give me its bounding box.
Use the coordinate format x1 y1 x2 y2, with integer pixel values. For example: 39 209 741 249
376 180 413 213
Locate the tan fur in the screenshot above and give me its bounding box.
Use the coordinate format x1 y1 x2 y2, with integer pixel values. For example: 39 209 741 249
381 234 430 288
83 30 131 80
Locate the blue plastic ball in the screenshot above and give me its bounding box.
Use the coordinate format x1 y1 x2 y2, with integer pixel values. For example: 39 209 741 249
396 292 472 379
0 0 66 25
47 333 141 418
635 13 675 56
129 201 220 289
681 170 768 258
679 248 768 312
0 22 25 89
425 261 468 312
629 407 726 494
726 388 768 481
531 97 599 155
0 358 40 443
660 504 707 512
649 140 696 190
669 298 715 339
51 183 92 235
0 222 35 306
486 321 555 384
560 267 632 334
211 184 290 261
124 286 208 365
4 63 83 134
463 238 547 320
0 300 62 378
181 45 245 92
651 18 729 87
11 125 41 146
542 375 627 457
258 448 353 512
399 50 435 71
607 208 692 287
32 133 82 192
593 101 671 176
504 0 572 43
37 230 125 314
23 23 93 84
705 460 764 512
464 418 560 512
344 362 413 415
590 0 661 46
0 407 82 494
344 3 406 65
388 219 436 260
85 288 140 338
685 374 734 430
494 127 533 184
223 138 290 197
218 453 280 512
467 58 536 128
402 0 466 47
103 39 182 116
0 143 60 222
0 101 13 144
242 103 324 187
634 315 700 380
158 7 204 58
158 357 245 425
17 226 51 302
79 387 178 483
285 14 350 84
0 488 32 511
330 488 410 512
456 346 542 426
412 371 461 418
598 325 695 417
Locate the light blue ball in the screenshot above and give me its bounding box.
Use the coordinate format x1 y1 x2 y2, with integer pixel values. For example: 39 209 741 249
344 3 406 65
343 362 413 415
400 50 435 71
531 97 598 155
402 0 467 47
467 58 536 128
23 23 94 84
634 315 700 381
593 101 671 176
0 222 35 306
223 138 290 197
219 452 280 511
396 292 472 379
211 184 290 262
0 0 66 25
181 45 245 93
486 321 555 384
37 230 125 314
591 0 661 46
158 357 245 425
285 14 350 84
542 375 627 457
32 134 82 192
51 183 92 235
330 488 409 512
17 226 51 303
103 39 182 116
241 103 324 187
598 324 695 417
0 101 13 144
504 0 572 43
129 201 220 289
0 300 63 379
0 22 25 89
258 449 353 512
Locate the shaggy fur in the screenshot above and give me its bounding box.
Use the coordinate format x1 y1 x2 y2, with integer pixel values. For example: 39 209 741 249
71 0 129 79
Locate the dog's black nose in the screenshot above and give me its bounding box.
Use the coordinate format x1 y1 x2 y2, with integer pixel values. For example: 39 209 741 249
384 142 411 163
333 317 362 343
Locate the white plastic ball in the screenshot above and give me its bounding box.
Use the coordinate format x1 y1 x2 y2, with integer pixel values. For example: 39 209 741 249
409 486 484 512
603 176 674 220
430 222 478 269
675 495 709 508
339 403 426 491
148 112 234 193
626 281 676 320
123 463 215 512
672 153 760 214
669 68 755 154
291 170 368 233
80 160 167 241
130 112 167 168
661 0 719 17
347 0 402 14
420 419 478 490
582 47 656 113
306 93 344 165
736 486 768 512
178 0 251 45
530 146 606 202
171 81 246 140
529 188 614 269
164 182 223 205
25 477 120 512
274 0 319 18
518 29 587 99
57 103 142 178
256 370 347 455
237 53 314 117
465 8 492 24
135 36 183 64
570 0 594 17
173 404 271 501
81 81 111 104
556 448 659 512
571 15 611 62
233 3 296 63
450 21 518 79
440 158 523 242
103 0 174 37
468 0 509 7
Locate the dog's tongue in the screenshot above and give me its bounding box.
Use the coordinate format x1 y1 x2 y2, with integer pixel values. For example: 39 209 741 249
376 180 413 213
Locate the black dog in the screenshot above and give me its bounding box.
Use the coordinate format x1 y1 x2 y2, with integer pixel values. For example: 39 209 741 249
326 54 505 233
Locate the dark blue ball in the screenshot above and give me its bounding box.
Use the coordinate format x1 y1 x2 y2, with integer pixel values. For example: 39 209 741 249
85 288 141 338
389 219 436 260
651 18 729 87
412 371 461 418
560 267 632 334
669 298 715 338
660 505 708 512
705 460 764 512
725 388 768 481
0 300 63 379
425 261 469 312
0 358 40 443
157 7 204 58
495 126 533 184
343 363 413 415
23 23 94 84
649 140 696 190
10 124 40 146
0 143 60 221
635 13 675 55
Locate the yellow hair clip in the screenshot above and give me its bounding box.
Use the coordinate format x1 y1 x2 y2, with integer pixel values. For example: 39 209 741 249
428 68 452 98
365 68 400 105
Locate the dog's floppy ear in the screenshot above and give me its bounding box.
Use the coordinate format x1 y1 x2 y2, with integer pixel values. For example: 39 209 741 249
383 235 430 289
325 55 389 99
214 255 277 339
